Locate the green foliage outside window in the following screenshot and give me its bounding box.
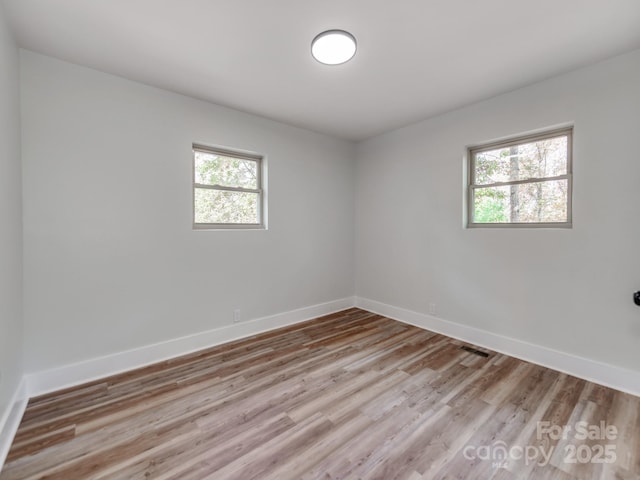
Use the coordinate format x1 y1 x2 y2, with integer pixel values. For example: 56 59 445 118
193 149 262 226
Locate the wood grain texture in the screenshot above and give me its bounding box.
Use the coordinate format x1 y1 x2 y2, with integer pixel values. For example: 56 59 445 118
1 308 639 479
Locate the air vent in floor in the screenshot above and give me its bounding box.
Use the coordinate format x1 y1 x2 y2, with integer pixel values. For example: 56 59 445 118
460 345 490 357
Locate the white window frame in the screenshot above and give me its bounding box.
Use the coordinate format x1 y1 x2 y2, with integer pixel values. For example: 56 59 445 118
192 144 265 230
467 127 573 228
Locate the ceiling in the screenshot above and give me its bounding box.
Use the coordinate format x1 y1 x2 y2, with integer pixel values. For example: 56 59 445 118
4 0 640 141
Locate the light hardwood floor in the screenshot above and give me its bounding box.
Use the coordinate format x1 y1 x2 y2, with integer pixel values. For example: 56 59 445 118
1 308 639 479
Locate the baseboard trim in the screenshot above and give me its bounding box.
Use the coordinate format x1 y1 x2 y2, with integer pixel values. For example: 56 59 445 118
355 297 640 397
11 295 639 472
0 377 28 470
26 297 357 398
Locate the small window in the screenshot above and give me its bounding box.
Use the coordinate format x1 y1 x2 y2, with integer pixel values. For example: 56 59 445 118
467 127 572 228
193 144 265 229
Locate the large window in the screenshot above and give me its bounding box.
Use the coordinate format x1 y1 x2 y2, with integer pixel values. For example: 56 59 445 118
467 127 572 228
193 144 265 229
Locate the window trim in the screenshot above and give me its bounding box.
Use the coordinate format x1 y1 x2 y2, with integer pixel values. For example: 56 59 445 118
192 144 265 230
467 127 573 229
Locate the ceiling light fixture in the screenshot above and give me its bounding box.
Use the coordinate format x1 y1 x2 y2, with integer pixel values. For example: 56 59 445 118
311 30 357 65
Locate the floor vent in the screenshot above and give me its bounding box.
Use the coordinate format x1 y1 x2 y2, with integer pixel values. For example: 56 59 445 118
460 345 490 357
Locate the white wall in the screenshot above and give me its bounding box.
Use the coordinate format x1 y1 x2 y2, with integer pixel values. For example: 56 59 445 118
17 43 640 386
0 0 23 432
21 51 355 373
356 50 640 372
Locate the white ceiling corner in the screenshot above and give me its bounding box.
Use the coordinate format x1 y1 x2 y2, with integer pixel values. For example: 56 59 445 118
4 0 640 141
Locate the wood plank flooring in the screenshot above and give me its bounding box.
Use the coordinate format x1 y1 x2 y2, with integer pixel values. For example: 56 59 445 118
2 308 639 479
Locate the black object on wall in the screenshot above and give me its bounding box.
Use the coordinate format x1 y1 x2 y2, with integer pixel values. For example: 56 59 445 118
634 291 640 306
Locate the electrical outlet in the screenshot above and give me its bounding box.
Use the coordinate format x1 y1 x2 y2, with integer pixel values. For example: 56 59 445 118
428 303 437 316
233 309 241 323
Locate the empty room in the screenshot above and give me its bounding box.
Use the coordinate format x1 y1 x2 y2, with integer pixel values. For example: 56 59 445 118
1 1 640 479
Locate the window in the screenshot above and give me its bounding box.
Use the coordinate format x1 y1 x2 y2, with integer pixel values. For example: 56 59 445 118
193 144 265 229
467 127 572 228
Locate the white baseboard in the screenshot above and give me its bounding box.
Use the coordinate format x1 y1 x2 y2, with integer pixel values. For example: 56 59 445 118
26 297 357 398
9 295 639 472
0 377 28 470
355 297 640 397
24 295 640 399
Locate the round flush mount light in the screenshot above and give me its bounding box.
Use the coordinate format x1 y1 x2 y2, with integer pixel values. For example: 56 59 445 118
311 30 357 65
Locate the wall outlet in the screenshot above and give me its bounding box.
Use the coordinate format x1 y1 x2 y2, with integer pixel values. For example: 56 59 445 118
428 303 437 316
233 309 241 323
